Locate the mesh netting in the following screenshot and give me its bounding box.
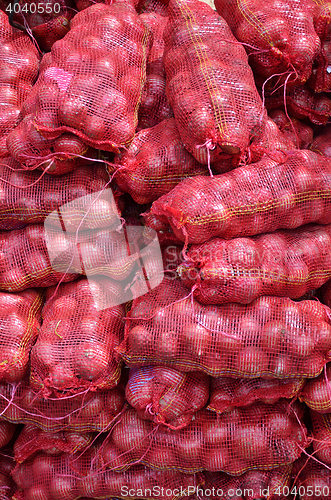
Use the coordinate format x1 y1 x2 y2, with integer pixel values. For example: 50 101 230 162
0 420 16 448
309 0 331 93
6 1 152 163
13 424 93 463
269 110 314 149
294 457 331 499
126 366 209 429
214 0 320 84
321 278 331 307
30 277 125 395
162 0 267 165
264 83 331 126
178 224 331 305
0 11 40 157
0 289 43 383
0 0 75 52
299 363 331 413
199 466 293 500
0 447 15 500
103 403 307 474
115 118 208 204
310 125 331 158
138 13 173 130
148 150 331 244
117 277 331 378
137 0 168 15
0 161 119 230
0 380 125 432
208 377 305 414
310 411 331 466
12 455 202 500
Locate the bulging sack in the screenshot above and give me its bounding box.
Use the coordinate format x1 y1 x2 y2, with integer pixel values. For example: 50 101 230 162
163 0 267 165
299 362 331 413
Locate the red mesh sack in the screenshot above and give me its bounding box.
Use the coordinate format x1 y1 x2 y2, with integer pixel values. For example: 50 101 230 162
13 424 93 463
310 411 331 466
104 403 308 474
138 13 173 130
264 83 331 126
117 277 331 378
214 0 320 84
294 458 331 499
308 0 331 93
115 118 208 204
0 289 43 383
162 0 267 165
310 125 331 158
12 453 202 500
6 1 152 164
321 278 331 307
198 466 293 500
30 277 125 396
178 224 331 305
0 380 125 432
0 448 15 500
208 377 305 414
126 366 209 429
0 0 75 52
0 420 16 448
299 363 331 413
0 11 40 157
0 161 119 231
137 0 168 15
269 110 314 149
148 150 331 244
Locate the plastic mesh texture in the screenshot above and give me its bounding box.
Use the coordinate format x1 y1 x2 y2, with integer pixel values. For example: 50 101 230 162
126 366 209 429
264 83 331 126
137 0 168 15
208 377 305 414
13 424 94 463
138 13 173 130
115 118 209 205
117 277 331 379
321 278 331 307
178 224 331 305
0 11 40 157
0 448 16 500
12 455 202 500
30 277 125 396
269 110 314 149
0 161 118 230
299 362 331 413
103 403 307 474
6 1 152 160
199 466 293 500
308 0 331 93
0 0 75 52
162 0 267 165
0 289 43 383
0 380 125 432
148 150 331 244
0 420 16 448
214 0 320 84
294 458 331 499
310 125 331 158
310 411 331 466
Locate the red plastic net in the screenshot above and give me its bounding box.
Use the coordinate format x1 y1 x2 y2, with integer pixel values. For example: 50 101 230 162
0 161 118 230
117 277 331 378
162 0 267 165
208 377 305 414
310 411 331 466
103 403 307 474
0 379 125 432
126 366 209 429
321 278 331 308
137 0 168 15
294 457 331 499
309 0 331 93
0 420 16 448
12 453 203 500
148 150 331 244
115 118 208 205
310 125 331 158
0 0 76 52
138 13 173 130
299 362 331 413
0 289 43 383
214 0 320 84
30 277 125 395
6 1 152 163
178 224 331 305
269 110 314 149
0 447 15 500
0 11 40 157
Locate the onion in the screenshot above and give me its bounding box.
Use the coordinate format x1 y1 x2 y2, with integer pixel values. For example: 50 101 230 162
26 485 49 500
184 323 210 358
203 448 229 471
74 341 110 381
233 425 268 460
112 410 151 453
49 476 77 500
